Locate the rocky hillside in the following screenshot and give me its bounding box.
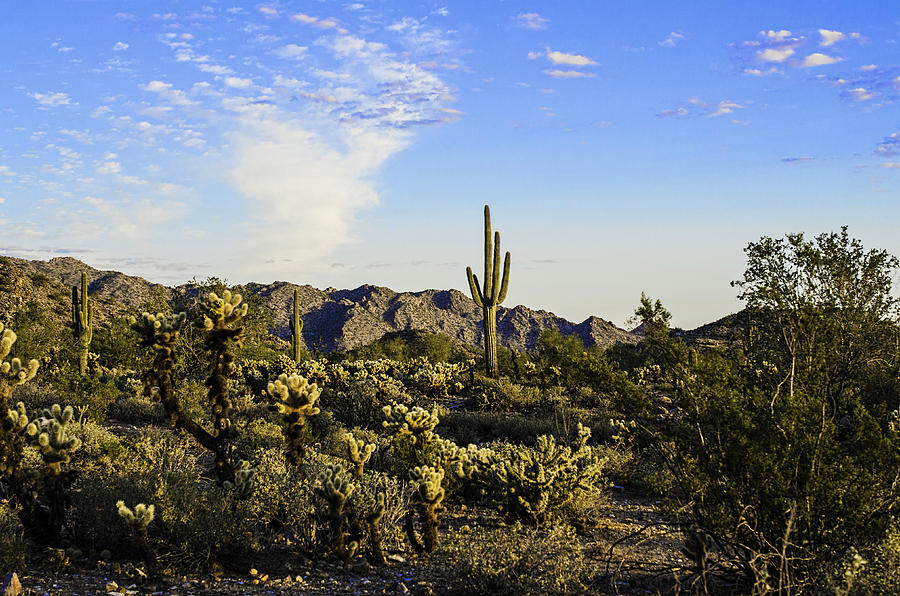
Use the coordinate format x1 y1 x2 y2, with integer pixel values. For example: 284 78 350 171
0 255 639 352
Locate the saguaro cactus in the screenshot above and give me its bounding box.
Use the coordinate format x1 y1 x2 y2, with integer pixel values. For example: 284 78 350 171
290 288 304 363
466 205 510 378
72 272 93 375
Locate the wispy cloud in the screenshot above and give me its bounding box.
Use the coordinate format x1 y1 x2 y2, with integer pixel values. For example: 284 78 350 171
660 31 684 47
273 44 307 59
544 69 595 79
546 49 596 66
28 91 76 107
513 13 548 30
113 41 129 51
876 133 900 156
782 156 815 163
844 87 873 101
658 98 746 118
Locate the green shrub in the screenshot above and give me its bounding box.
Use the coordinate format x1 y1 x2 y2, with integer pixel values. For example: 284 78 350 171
321 377 408 430
437 523 586 595
0 500 26 574
106 395 165 424
48 372 119 422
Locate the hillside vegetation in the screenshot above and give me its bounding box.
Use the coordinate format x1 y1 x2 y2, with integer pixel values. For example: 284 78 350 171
1 226 899 595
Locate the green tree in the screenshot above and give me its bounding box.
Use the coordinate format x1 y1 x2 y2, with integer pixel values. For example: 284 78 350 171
653 228 900 591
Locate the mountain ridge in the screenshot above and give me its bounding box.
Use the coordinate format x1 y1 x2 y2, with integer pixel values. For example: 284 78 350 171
0 255 640 352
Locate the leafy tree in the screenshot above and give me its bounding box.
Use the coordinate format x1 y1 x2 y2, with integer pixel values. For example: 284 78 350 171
652 228 900 591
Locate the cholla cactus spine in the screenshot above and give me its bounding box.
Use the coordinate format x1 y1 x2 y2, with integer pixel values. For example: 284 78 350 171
366 492 387 565
116 500 159 578
268 373 321 466
72 272 93 375
36 404 82 474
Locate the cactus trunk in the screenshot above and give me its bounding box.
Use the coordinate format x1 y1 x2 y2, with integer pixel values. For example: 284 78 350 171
483 305 498 378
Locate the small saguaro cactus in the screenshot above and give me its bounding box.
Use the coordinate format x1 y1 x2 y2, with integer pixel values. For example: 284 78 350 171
466 205 511 378
0 322 40 404
315 462 357 560
268 373 321 466
71 272 93 375
290 288 304 363
405 465 445 553
116 500 158 578
345 432 376 478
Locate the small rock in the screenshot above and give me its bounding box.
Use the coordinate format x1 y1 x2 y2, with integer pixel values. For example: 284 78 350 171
105 581 119 592
387 554 405 564
294 575 304 583
392 581 409 594
1 572 22 596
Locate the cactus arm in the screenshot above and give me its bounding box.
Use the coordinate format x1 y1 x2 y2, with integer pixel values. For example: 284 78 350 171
466 267 484 307
483 205 493 300
490 231 502 304
497 251 511 304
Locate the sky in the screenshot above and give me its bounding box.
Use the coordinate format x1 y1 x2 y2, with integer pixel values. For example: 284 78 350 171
2 1 900 330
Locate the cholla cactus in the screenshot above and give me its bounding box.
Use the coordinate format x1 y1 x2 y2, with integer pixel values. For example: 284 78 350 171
382 403 439 444
36 404 82 475
116 500 158 578
200 289 248 332
315 462 356 559
406 465 445 553
366 492 386 565
345 433 376 478
116 500 155 528
485 424 607 524
0 323 39 404
223 460 256 499
268 373 321 466
0 402 38 477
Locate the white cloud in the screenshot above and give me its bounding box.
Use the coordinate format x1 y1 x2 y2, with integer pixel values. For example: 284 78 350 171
527 51 542 60
800 52 842 67
860 64 878 71
546 49 596 66
198 64 232 75
762 30 792 41
258 6 278 16
878 162 900 168
97 161 121 174
291 13 339 29
141 80 193 105
657 108 689 117
227 117 406 269
845 87 873 101
660 31 684 47
513 13 548 30
544 69 595 79
818 29 845 46
273 75 305 88
706 101 745 117
28 92 75 107
113 42 129 52
757 47 794 63
744 66 779 76
224 77 253 89
273 44 308 59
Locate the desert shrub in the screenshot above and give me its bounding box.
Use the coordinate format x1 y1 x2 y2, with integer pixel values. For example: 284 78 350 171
106 395 165 424
321 377 407 430
438 410 559 445
72 428 259 570
437 523 586 595
852 524 900 594
473 377 542 412
0 501 26 574
237 417 285 454
70 421 126 467
48 371 119 422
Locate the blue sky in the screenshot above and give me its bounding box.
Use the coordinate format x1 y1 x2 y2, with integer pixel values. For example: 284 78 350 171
2 1 899 329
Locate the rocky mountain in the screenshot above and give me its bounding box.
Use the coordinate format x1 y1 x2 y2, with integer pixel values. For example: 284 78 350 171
0 255 639 353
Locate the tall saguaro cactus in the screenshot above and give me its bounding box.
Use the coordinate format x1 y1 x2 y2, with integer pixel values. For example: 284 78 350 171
290 288 303 363
466 205 510 378
71 272 93 375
